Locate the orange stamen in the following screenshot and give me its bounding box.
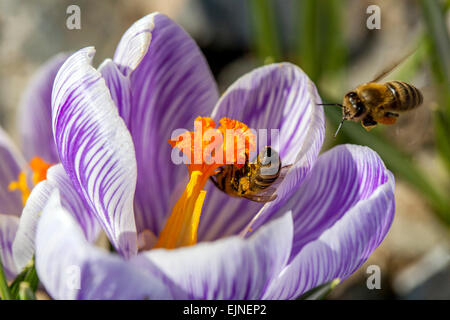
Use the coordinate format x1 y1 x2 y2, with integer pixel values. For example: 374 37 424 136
9 157 53 205
29 157 52 185
8 172 30 205
154 117 255 249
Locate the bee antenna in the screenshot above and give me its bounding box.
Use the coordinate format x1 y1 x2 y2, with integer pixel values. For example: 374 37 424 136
334 119 345 138
317 103 343 108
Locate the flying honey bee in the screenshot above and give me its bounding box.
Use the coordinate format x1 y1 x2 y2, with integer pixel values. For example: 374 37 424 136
210 146 291 202
320 51 424 136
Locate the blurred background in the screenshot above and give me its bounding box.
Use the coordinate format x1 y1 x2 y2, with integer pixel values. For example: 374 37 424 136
0 0 449 299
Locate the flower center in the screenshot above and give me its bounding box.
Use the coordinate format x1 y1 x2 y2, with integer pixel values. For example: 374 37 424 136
154 116 255 249
9 157 52 205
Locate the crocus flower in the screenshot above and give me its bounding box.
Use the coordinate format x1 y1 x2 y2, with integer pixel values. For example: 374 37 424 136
0 54 83 279
29 13 394 299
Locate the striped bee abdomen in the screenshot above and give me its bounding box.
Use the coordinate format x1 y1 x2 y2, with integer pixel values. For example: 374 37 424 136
251 146 281 190
385 81 423 111
254 170 280 189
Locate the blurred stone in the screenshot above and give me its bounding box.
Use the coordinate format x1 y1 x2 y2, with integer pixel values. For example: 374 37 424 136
393 245 450 299
35 290 51 300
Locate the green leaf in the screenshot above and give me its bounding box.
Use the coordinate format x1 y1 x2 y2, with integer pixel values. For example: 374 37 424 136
420 0 450 86
18 282 36 300
0 256 12 300
9 262 31 298
296 0 347 82
434 109 450 171
249 0 281 62
420 0 450 172
9 258 39 299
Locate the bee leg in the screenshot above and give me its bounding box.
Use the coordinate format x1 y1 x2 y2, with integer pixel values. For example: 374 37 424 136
385 112 399 117
377 112 399 125
210 176 220 188
361 115 378 131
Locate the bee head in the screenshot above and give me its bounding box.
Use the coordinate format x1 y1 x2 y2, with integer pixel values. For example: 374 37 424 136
343 91 367 121
316 93 366 138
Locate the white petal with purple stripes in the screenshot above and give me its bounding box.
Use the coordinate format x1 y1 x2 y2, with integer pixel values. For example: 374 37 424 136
52 47 138 258
0 214 19 279
211 63 324 166
111 13 219 235
35 192 185 299
198 63 325 241
263 172 395 299
246 144 391 259
0 127 26 217
12 164 101 272
135 212 293 299
98 59 132 127
113 13 156 76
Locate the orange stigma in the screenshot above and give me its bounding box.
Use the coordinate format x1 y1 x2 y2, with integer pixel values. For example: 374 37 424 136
29 157 52 185
154 116 255 249
9 157 53 205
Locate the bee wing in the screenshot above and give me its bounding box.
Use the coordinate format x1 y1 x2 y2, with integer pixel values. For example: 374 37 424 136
371 48 418 82
242 164 293 203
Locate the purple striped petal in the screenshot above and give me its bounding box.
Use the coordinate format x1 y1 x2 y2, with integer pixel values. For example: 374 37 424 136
197 190 264 241
36 192 185 300
198 63 325 241
134 212 293 299
12 164 101 272
263 172 395 299
18 53 68 163
113 13 155 77
246 145 391 260
211 63 324 165
111 13 219 235
98 60 132 127
0 214 19 279
52 47 138 258
0 127 26 216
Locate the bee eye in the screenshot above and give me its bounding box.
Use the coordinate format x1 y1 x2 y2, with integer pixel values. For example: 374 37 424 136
354 102 365 117
347 92 358 104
